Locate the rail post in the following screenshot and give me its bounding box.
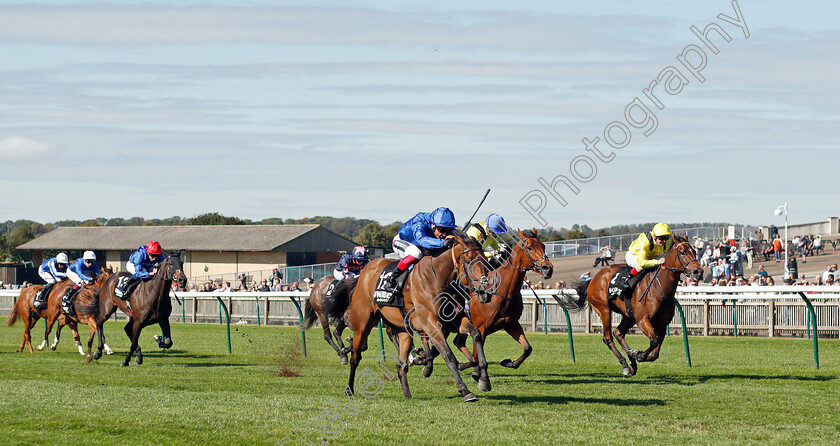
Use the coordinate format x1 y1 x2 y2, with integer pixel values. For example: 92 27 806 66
797 292 819 369
255 296 261 326
378 319 385 360
732 299 738 337
561 307 575 362
674 300 692 367
289 295 307 358
214 296 232 354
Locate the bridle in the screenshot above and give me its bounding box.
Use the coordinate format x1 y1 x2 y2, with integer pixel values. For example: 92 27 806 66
512 233 550 276
662 241 702 276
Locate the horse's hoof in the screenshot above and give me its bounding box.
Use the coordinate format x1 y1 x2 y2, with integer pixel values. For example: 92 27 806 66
621 367 634 376
120 362 129 367
135 356 143 365
93 351 102 360
471 371 481 383
422 366 433 378
463 393 478 403
105 350 114 355
340 356 348 365
50 345 57 351
500 359 517 369
478 379 491 392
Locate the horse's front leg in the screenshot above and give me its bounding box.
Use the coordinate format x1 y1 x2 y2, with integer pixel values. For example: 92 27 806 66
612 315 638 373
68 321 86 356
596 307 635 376
38 314 57 351
158 319 173 349
500 321 532 369
461 319 490 392
121 320 143 366
633 315 661 362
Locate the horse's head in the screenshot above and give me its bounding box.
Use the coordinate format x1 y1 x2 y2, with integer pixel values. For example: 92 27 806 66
514 228 554 279
450 232 495 302
95 267 114 286
164 250 188 290
666 234 703 282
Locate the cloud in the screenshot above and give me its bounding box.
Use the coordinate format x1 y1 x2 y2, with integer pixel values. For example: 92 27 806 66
0 135 49 159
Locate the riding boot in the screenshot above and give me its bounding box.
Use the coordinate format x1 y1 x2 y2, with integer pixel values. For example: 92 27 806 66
61 286 79 315
34 283 54 309
382 268 406 294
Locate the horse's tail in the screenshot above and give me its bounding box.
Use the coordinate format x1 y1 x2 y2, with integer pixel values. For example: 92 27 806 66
6 300 20 326
553 280 589 311
324 278 358 321
301 298 319 330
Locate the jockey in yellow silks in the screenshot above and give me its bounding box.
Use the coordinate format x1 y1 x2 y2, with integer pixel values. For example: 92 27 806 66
616 223 672 293
466 213 508 258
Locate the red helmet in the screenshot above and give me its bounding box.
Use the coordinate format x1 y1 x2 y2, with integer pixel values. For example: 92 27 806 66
147 240 162 255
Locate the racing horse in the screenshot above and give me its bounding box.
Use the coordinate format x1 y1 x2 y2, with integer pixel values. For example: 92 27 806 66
97 250 187 366
301 275 355 364
338 233 493 402
448 228 553 375
59 268 116 361
6 279 83 355
560 233 702 375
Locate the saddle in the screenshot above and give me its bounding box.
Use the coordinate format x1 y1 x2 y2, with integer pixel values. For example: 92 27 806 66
608 266 652 299
115 275 143 300
373 262 413 308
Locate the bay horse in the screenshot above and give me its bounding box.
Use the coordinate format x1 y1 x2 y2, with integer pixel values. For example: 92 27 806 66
301 275 354 364
96 250 187 366
339 233 493 402
58 268 116 361
6 279 84 355
450 228 553 374
561 233 703 375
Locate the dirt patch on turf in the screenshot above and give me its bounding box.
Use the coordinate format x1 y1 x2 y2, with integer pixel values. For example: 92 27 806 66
270 339 302 378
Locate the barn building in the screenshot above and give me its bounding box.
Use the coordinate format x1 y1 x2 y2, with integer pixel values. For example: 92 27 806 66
16 225 357 280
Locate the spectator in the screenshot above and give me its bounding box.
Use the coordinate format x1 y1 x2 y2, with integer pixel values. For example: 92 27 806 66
289 281 301 292
822 264 838 283
700 246 713 267
693 236 706 255
813 235 823 255
826 275 835 286
772 234 783 262
534 280 545 290
593 246 613 267
302 277 313 291
271 278 283 292
554 280 566 290
258 279 271 292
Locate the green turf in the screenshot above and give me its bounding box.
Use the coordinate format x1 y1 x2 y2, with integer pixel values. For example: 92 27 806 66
1 317 838 445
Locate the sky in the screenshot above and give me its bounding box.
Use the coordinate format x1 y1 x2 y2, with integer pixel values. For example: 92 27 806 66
0 0 837 230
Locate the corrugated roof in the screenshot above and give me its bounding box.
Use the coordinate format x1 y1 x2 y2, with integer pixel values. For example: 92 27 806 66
15 225 353 252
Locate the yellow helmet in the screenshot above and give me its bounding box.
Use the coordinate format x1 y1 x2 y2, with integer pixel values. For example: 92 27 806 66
652 223 671 237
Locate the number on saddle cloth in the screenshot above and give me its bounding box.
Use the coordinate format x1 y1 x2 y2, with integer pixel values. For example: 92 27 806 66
325 279 339 297
373 261 413 307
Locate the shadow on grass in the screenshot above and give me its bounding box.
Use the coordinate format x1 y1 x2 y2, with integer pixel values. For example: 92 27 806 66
519 371 838 386
483 393 666 406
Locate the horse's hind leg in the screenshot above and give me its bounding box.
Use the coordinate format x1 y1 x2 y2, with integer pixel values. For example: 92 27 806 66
347 309 377 396
612 315 637 374
21 315 37 353
395 331 413 398
500 321 532 369
334 319 351 363
93 322 106 360
462 320 490 392
596 306 635 376
38 315 56 351
67 321 85 356
634 316 664 362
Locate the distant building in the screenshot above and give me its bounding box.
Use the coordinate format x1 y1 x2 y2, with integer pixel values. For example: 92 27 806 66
16 225 357 279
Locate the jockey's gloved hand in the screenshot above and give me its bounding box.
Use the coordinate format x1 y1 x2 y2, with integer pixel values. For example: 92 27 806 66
444 237 456 249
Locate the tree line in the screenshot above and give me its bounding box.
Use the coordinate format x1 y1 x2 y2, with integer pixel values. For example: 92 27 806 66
0 213 732 263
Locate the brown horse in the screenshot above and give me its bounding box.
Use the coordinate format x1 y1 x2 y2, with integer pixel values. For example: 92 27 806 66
301 275 354 364
58 268 116 361
450 229 554 374
96 250 187 366
561 234 703 375
6 279 83 355
341 233 492 402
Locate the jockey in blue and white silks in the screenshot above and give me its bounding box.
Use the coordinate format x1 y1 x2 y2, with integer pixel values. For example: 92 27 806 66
384 207 456 293
63 250 100 314
115 241 163 299
34 253 69 309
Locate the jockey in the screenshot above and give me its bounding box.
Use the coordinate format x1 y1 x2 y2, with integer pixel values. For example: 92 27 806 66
615 223 672 294
384 207 456 293
115 241 163 299
333 246 370 281
62 251 100 313
466 213 509 265
34 252 69 309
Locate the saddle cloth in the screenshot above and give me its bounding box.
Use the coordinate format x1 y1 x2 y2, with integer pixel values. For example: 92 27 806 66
372 262 413 307
608 266 633 298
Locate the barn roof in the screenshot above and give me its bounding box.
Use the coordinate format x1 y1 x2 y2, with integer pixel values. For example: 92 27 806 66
16 225 357 252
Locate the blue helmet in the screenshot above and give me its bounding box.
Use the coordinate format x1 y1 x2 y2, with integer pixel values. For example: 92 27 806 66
430 207 456 229
486 213 507 235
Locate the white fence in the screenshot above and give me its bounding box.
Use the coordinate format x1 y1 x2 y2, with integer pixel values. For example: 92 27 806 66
2 286 839 338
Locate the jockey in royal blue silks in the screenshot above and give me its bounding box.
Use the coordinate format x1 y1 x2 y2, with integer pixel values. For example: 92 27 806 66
383 207 457 293
115 240 163 299
62 250 100 314
334 246 370 281
34 252 69 309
